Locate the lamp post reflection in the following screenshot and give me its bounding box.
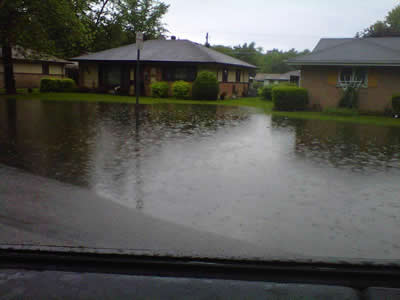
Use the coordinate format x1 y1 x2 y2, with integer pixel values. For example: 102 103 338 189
134 105 144 210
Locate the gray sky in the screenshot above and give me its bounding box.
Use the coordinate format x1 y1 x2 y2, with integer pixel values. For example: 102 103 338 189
162 0 398 51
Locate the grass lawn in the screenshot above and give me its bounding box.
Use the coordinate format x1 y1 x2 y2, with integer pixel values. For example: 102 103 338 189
1 90 400 127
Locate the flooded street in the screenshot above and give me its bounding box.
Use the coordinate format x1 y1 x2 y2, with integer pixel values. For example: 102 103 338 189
0 98 399 263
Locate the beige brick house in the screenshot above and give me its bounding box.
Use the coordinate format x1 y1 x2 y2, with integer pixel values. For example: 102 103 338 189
288 38 400 112
72 38 256 98
0 46 70 89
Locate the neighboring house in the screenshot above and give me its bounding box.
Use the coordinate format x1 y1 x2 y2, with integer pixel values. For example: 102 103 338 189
0 46 70 89
72 38 256 98
288 37 400 112
255 71 301 86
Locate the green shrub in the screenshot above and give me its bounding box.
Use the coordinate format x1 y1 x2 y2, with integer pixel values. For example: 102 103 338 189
172 81 191 99
151 81 169 98
260 83 296 101
192 71 219 100
260 85 275 100
40 78 75 92
339 86 359 109
392 94 400 113
252 81 263 90
272 86 309 111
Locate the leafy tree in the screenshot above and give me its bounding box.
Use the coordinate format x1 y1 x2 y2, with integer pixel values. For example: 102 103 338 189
0 0 169 94
358 5 400 37
261 48 310 73
87 0 169 52
0 0 90 93
213 42 309 74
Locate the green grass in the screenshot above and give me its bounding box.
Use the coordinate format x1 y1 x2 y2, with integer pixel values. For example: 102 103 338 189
1 91 400 127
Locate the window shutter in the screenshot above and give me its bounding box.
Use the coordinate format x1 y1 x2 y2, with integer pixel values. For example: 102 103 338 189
327 70 338 86
368 70 378 88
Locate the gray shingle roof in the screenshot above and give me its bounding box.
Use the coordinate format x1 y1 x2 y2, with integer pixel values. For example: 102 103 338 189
72 39 256 69
288 37 400 66
0 46 70 64
255 70 300 81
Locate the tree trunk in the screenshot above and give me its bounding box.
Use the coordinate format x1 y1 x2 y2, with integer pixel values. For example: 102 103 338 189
2 44 16 94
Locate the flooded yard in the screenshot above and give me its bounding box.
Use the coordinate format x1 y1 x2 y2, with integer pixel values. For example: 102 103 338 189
0 98 399 262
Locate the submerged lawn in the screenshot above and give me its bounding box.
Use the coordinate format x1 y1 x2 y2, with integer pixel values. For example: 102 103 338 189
1 91 400 127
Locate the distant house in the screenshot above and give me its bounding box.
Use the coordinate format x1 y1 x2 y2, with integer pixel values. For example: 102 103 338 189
72 38 256 98
255 70 300 86
0 46 70 89
288 37 400 112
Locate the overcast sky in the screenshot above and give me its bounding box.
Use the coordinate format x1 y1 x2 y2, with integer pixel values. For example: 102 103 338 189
162 0 398 52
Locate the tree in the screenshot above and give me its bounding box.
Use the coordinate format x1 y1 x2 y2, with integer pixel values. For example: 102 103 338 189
0 0 169 94
0 0 90 94
212 42 309 74
357 5 400 37
87 0 169 52
261 48 310 73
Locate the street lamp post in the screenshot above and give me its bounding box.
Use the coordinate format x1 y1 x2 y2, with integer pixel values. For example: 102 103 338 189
136 32 144 107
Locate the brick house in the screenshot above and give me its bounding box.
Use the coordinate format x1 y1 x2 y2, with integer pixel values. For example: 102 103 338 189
288 37 400 112
72 38 256 98
0 46 69 89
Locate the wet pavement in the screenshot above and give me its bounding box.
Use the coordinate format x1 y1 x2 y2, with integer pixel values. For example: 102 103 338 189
0 99 399 263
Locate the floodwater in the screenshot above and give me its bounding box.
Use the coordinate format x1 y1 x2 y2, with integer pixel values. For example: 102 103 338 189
0 98 399 262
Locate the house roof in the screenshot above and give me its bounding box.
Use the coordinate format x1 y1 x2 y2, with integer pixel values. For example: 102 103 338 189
0 46 70 64
287 37 400 66
72 39 257 69
255 70 300 81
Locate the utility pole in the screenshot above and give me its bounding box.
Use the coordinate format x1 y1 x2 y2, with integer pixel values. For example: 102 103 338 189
205 33 210 48
136 32 144 107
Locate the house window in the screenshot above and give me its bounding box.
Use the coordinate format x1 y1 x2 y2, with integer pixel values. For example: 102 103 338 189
162 67 197 81
222 69 228 82
42 63 49 75
339 67 368 87
236 70 241 82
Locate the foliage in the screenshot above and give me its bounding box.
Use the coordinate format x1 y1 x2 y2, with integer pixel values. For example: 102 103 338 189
260 83 297 101
260 84 277 100
357 4 400 37
40 78 76 92
261 49 310 73
192 71 219 100
272 87 309 111
87 0 169 53
172 81 191 99
212 43 309 75
151 81 169 98
323 108 359 116
251 81 263 90
339 87 359 109
392 94 400 113
0 0 169 93
0 0 91 58
0 0 90 93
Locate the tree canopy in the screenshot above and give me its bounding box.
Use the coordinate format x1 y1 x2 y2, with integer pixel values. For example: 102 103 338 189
357 4 400 37
212 43 309 74
0 0 169 93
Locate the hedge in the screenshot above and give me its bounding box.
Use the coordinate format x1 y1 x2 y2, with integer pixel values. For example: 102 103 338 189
392 94 400 113
272 86 309 111
172 81 191 99
192 71 219 100
40 78 76 92
260 83 297 101
151 81 169 98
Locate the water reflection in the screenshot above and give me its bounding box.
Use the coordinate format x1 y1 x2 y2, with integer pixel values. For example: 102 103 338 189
1 99 400 260
271 116 400 172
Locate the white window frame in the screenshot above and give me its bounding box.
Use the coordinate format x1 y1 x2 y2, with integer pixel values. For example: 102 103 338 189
337 67 368 88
